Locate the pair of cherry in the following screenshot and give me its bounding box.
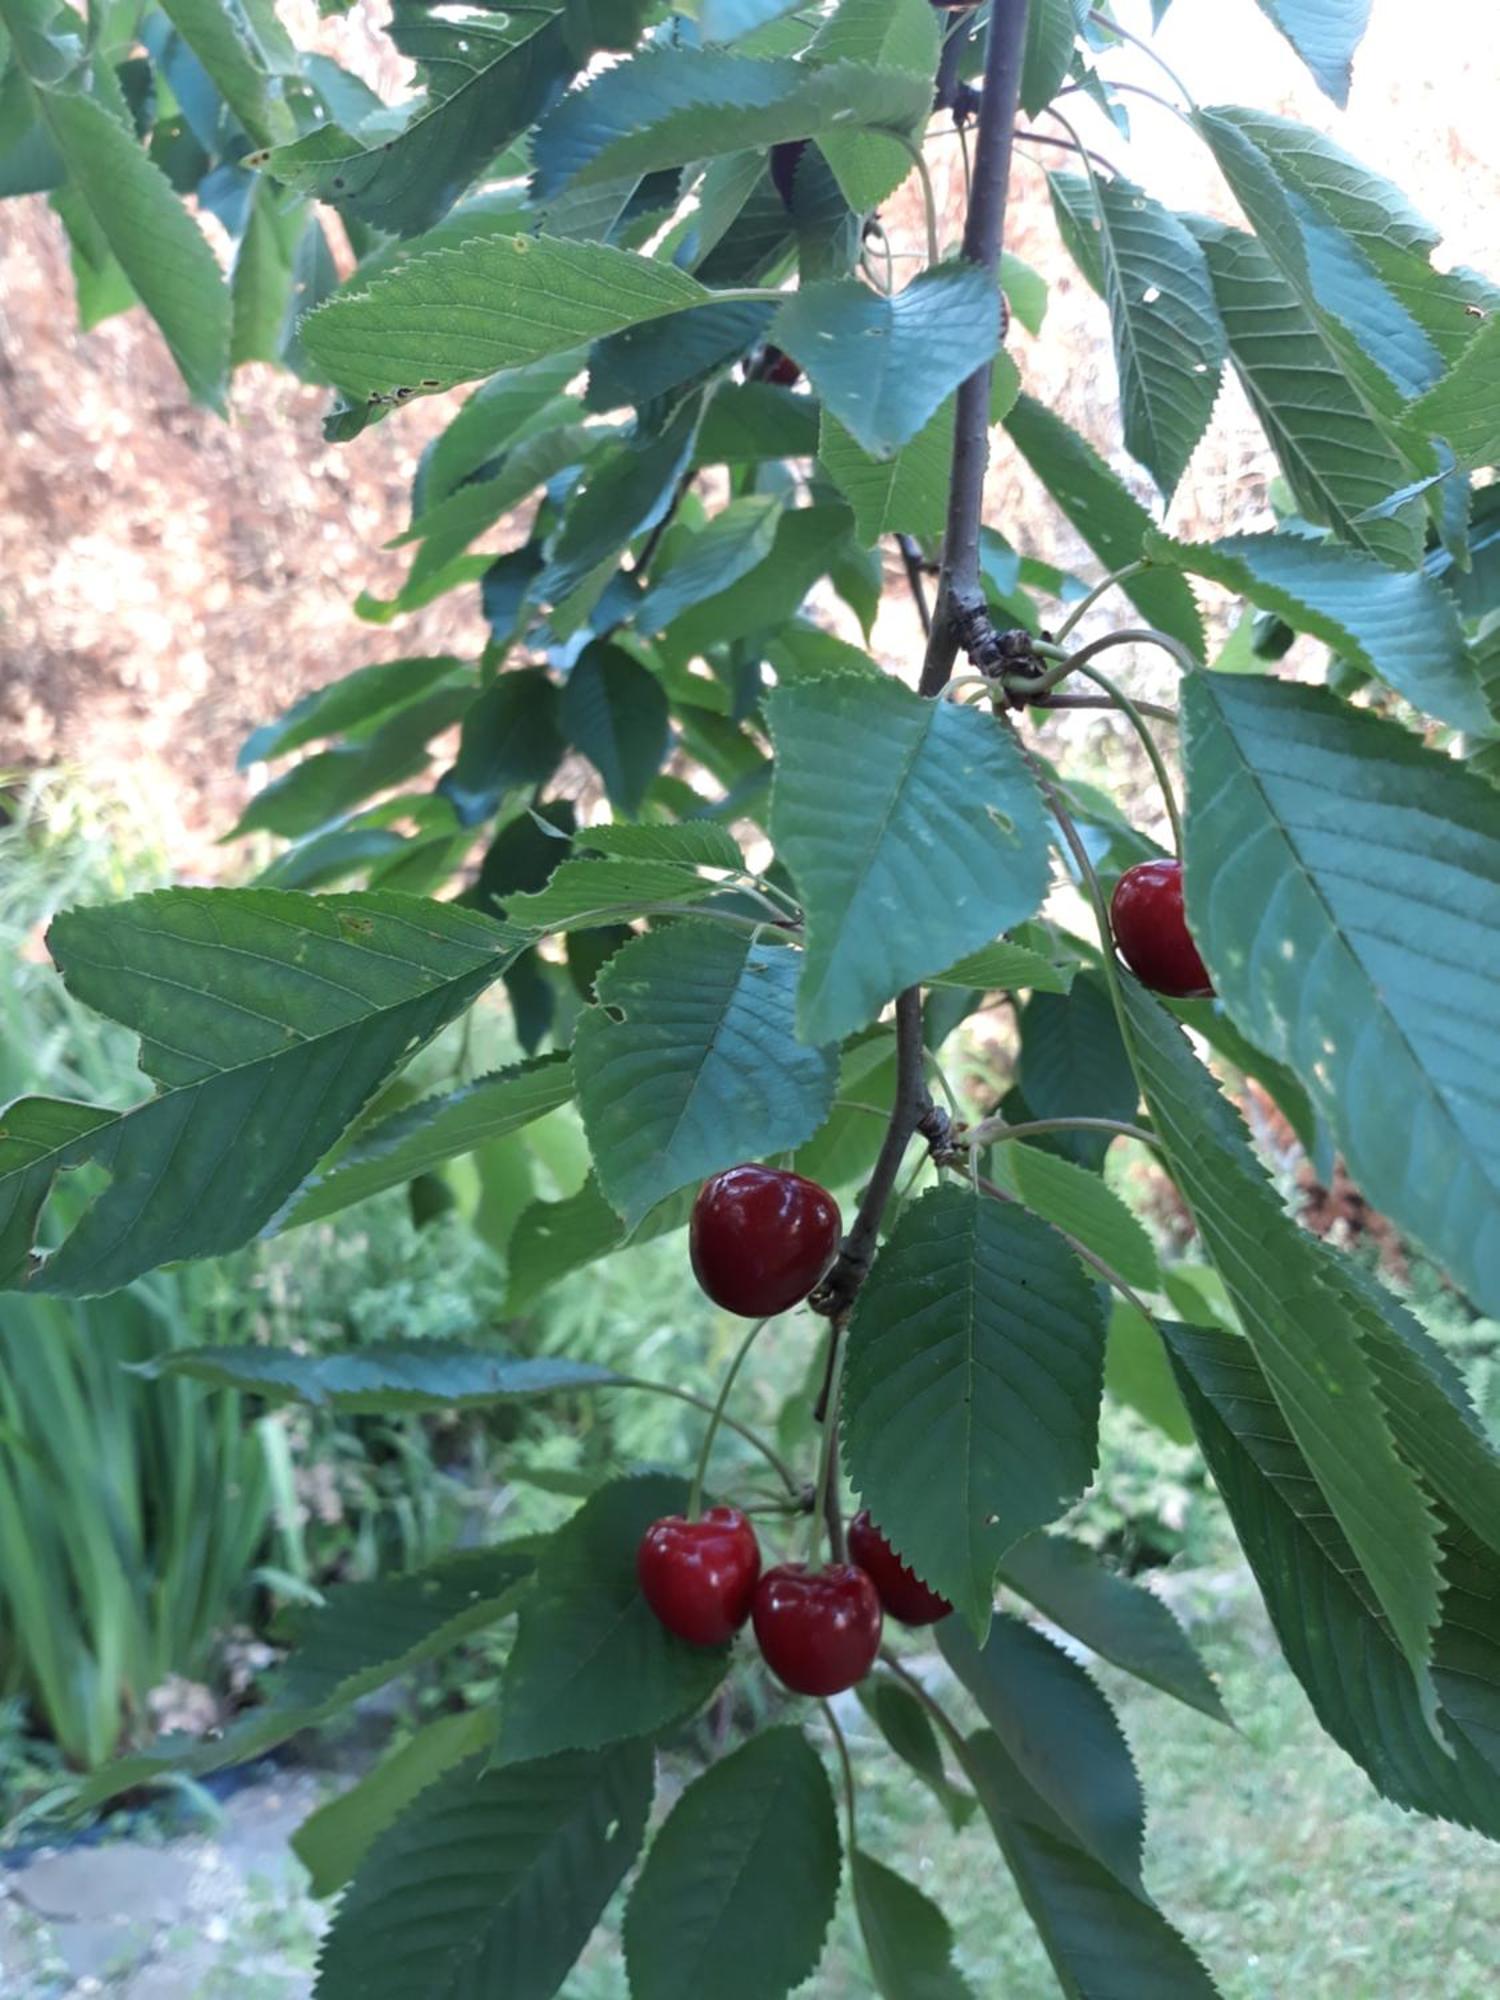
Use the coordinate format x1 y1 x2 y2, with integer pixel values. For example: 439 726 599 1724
638 1506 951 1696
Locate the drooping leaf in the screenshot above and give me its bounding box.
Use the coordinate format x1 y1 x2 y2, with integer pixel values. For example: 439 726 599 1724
1408 309 1500 472
138 1340 620 1413
229 688 472 839
1104 1300 1195 1446
302 233 712 404
293 1708 496 1900
239 656 468 769
1150 533 1488 733
574 923 836 1225
1186 217 1424 565
939 1613 1146 1894
1017 975 1139 1172
530 48 929 198
589 299 776 412
1002 396 1206 658
852 1850 975 2000
623 1728 841 2000
956 1728 1219 1998
768 675 1051 1045
773 264 1000 460
5 891 523 1296
578 820 745 872
855 1678 977 1830
985 1141 1160 1291
439 667 564 826
274 1053 574 1227
1163 1317 1500 1837
1090 177 1224 499
819 398 952 540
1114 976 1443 1710
1021 0 1080 117
997 1532 1228 1722
539 399 702 621
504 857 718 931
1251 0 1372 107
65 1544 536 1815
842 1185 1106 1635
416 354 581 514
562 643 671 814
499 1473 731 1761
313 1743 653 2000
664 504 859 654
1183 671 1500 1313
504 1173 696 1314
157 0 294 147
634 497 783 634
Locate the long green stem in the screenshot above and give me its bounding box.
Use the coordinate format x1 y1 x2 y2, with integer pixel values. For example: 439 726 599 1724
807 1327 848 1566
820 1698 859 1845
974 1172 1157 1320
964 1113 1158 1151
894 133 942 266
686 1317 773 1518
881 1650 969 1755
1053 560 1147 645
1085 8 1197 109
610 1375 797 1496
1070 659 1185 855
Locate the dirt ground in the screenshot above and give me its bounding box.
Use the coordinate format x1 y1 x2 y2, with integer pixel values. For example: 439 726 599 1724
1 0 1495 867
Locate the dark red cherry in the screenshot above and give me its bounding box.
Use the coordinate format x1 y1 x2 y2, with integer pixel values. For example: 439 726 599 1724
1110 858 1213 999
769 138 807 210
690 1165 841 1318
761 345 801 388
637 1508 761 1648
846 1511 953 1627
752 1563 883 1696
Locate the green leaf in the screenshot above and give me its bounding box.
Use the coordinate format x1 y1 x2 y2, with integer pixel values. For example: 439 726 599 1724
623 1728 841 2000
575 923 836 1226
229 688 472 839
696 381 820 464
1163 1317 1500 1837
504 1173 695 1314
540 400 703 622
1090 177 1223 499
579 820 745 872
927 940 1073 995
314 1743 653 2000
1183 671 1500 1312
986 1142 1160 1290
955 1728 1219 1998
819 398 952 540
6 890 522 1296
773 264 1000 460
634 497 783 634
1104 1299 1194 1446
1002 396 1205 658
158 0 293 147
65 1544 535 1815
302 233 712 404
699 0 804 43
1017 976 1139 1171
562 643 671 815
854 1679 976 1830
1187 218 1424 565
1408 309 1500 472
440 667 564 826
842 1185 1106 1635
499 1473 730 1761
504 857 717 932
852 1849 975 2000
998 1532 1228 1722
1022 0 1080 117
1150 534 1487 733
1251 0 1371 106
530 49 929 198
665 504 858 653
768 675 1050 1045
268 0 578 237
293 1708 496 1898
21 82 229 407
591 299 776 412
1114 976 1443 1713
274 1052 574 1227
138 1340 620 1413
418 354 581 512
939 1613 1145 1894
240 656 469 769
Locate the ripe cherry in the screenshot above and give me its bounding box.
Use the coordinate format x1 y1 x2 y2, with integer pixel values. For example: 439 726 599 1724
690 1164 841 1318
847 1511 952 1627
760 345 802 388
1110 858 1213 999
637 1507 761 1648
753 1563 883 1695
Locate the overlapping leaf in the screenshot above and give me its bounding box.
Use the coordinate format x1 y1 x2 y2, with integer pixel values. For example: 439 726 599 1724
768 675 1051 1044
1251 0 1372 108
1408 310 1500 472
139 1341 619 1413
853 1851 975 2000
1182 670 1500 1312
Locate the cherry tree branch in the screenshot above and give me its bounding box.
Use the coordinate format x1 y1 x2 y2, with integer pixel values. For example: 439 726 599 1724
920 0 1032 696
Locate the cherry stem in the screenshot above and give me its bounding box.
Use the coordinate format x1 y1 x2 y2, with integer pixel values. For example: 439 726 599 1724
880 1650 971 1759
808 1326 848 1567
1067 658 1185 855
1085 8 1197 109
1053 560 1148 645
893 131 942 267
609 1373 796 1498
686 1315 774 1519
819 1698 860 1846
974 1169 1157 1319
961 1113 1159 1152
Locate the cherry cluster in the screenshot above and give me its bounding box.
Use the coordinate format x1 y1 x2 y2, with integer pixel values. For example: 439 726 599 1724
635 877 1208 1695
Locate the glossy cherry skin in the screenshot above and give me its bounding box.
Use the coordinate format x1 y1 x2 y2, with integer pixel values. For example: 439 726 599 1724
846 1511 953 1627
690 1165 842 1318
761 345 802 388
1110 858 1214 999
752 1563 883 1696
637 1508 762 1648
